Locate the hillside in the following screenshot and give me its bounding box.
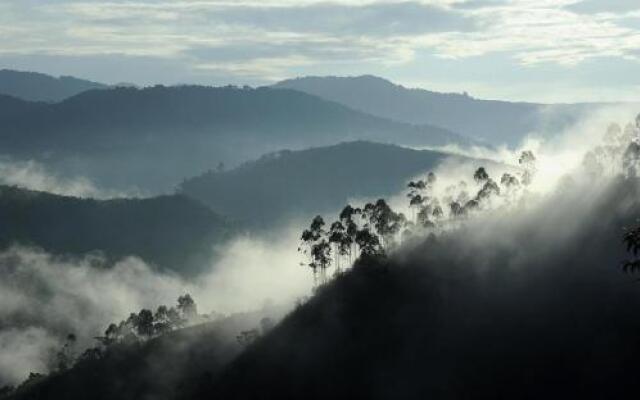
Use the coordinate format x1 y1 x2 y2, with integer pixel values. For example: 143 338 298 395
0 94 44 120
274 75 602 146
0 70 107 102
0 185 232 276
6 309 272 400
0 85 470 193
195 177 640 399
179 141 462 228
10 177 640 400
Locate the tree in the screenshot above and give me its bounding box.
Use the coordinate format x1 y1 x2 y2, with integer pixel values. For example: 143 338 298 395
473 167 489 183
409 194 425 222
299 215 327 280
417 205 434 228
519 150 537 186
476 179 500 201
355 228 383 257
311 239 332 283
500 173 519 188
135 309 155 337
328 221 347 270
339 205 360 263
177 294 198 321
450 201 465 219
366 199 404 248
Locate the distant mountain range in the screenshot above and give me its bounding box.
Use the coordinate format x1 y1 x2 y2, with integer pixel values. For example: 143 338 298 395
0 69 107 102
0 85 470 193
180 141 490 229
274 75 609 146
0 185 232 276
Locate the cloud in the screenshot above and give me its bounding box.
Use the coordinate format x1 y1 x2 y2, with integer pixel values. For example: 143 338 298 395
3 0 639 86
0 224 311 385
0 157 138 199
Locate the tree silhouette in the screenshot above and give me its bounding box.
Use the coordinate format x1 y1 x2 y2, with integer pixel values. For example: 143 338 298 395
311 239 332 283
299 215 328 281
178 294 198 322
355 228 383 257
473 167 489 183
476 179 500 202
328 220 347 270
519 150 537 186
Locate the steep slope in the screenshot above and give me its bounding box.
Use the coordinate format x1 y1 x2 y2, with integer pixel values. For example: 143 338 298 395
0 185 232 275
0 94 44 120
197 177 640 399
274 75 602 146
11 177 640 400
180 141 461 228
0 70 107 102
0 85 470 193
6 310 270 400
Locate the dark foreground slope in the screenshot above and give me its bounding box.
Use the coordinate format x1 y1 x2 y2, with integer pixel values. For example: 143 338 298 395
10 178 640 400
0 186 231 275
180 141 461 228
7 310 271 400
199 177 640 399
0 85 469 192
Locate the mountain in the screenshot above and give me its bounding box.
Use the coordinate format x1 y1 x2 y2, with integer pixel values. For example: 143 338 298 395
274 75 604 146
0 69 107 102
0 185 232 276
0 94 44 120
10 177 640 400
179 141 482 228
0 85 471 193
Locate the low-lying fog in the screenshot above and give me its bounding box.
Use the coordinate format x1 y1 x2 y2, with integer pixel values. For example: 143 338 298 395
1 104 639 386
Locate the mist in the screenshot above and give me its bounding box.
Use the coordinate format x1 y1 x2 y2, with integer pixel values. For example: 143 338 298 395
198 111 640 400
0 225 312 386
0 157 139 199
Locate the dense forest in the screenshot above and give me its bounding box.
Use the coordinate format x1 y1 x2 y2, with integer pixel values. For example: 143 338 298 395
0 185 232 275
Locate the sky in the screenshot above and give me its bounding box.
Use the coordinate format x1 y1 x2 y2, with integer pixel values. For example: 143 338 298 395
1 0 640 103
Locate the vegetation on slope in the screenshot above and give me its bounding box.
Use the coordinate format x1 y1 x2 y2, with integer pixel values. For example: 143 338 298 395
0 185 232 275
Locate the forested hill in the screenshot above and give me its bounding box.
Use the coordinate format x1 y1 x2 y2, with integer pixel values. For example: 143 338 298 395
10 178 640 400
0 69 107 102
0 85 470 193
0 185 232 276
274 75 603 146
180 141 463 228
195 177 640 400
0 94 45 120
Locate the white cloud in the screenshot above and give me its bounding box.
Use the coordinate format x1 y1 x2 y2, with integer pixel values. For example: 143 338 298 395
1 0 640 100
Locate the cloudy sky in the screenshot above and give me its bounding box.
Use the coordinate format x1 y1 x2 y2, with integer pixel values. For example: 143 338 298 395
2 0 640 102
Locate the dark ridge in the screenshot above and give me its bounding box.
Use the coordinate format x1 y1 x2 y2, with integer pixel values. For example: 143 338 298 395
0 185 232 276
180 141 465 228
0 85 471 192
274 75 606 145
0 69 107 102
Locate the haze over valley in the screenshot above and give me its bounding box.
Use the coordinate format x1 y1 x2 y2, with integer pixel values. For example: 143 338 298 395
1 1 640 398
